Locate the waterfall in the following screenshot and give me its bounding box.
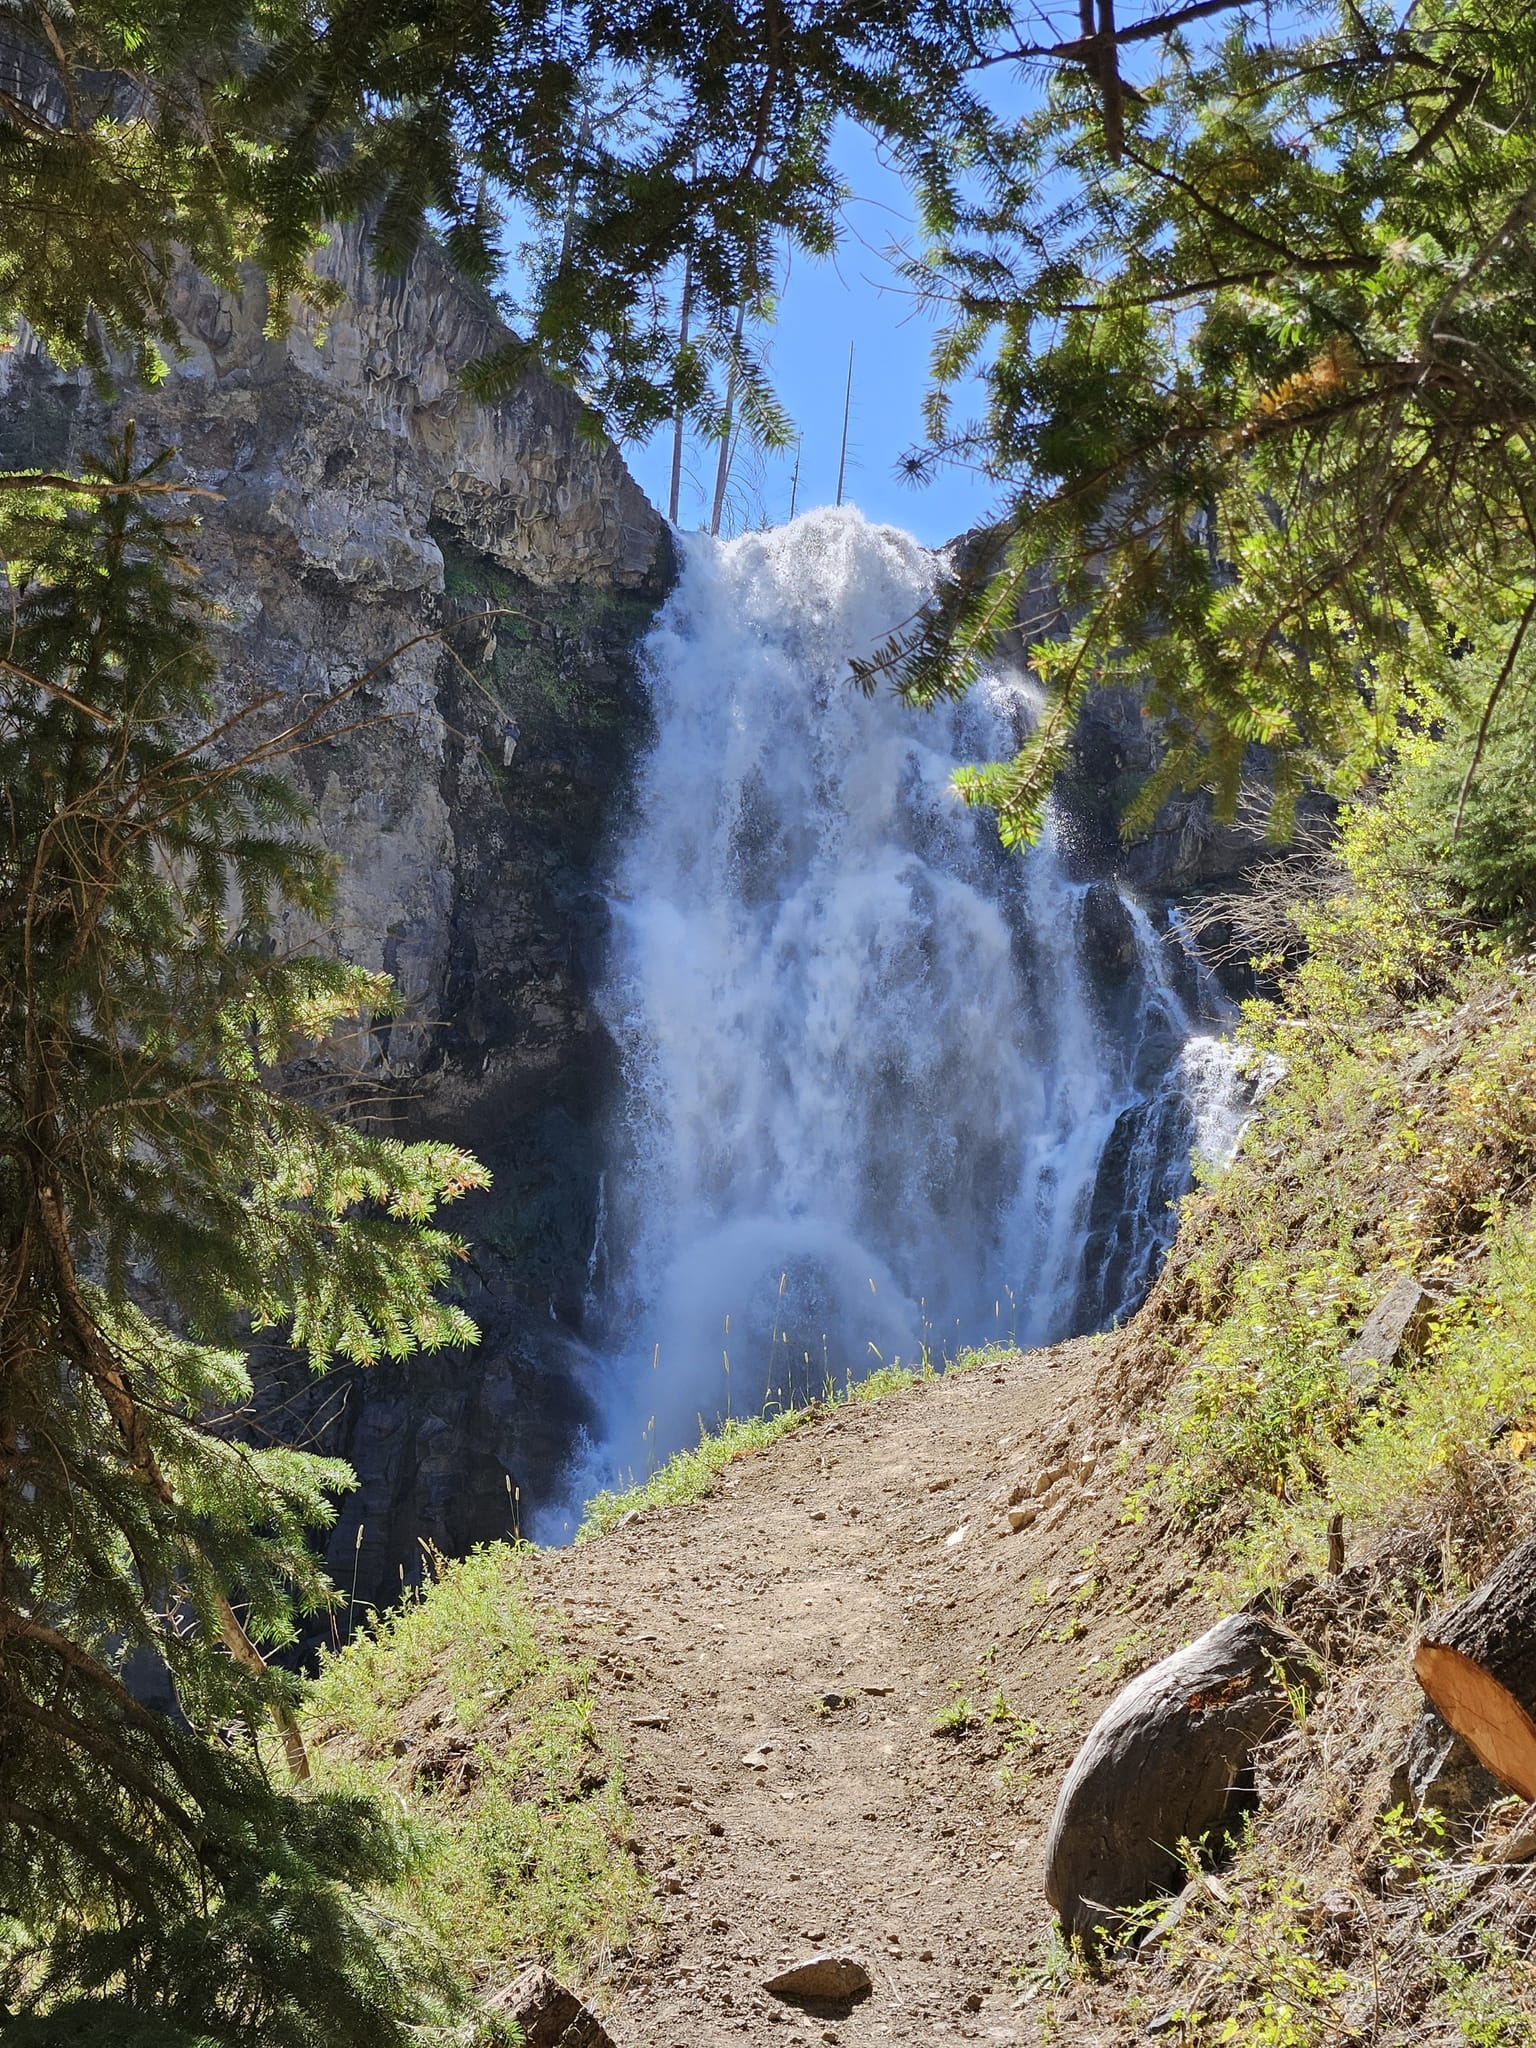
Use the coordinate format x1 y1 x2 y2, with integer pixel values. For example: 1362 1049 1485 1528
572 508 1239 1496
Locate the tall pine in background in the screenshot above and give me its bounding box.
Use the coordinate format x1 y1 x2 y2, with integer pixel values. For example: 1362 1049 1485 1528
0 434 489 2041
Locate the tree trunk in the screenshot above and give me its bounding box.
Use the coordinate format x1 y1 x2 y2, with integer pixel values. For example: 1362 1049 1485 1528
668 249 693 525
1414 1531 1536 1800
489 1965 615 2047
709 301 747 537
1044 1612 1317 1946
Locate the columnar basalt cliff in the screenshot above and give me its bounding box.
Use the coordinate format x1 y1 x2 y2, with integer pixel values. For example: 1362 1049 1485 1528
0 226 673 1606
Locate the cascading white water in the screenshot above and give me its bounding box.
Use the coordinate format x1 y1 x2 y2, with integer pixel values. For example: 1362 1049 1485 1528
574 508 1239 1494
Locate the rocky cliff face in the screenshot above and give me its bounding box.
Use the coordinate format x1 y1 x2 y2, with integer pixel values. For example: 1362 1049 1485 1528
1053 682 1334 902
0 225 672 1607
972 551 1333 906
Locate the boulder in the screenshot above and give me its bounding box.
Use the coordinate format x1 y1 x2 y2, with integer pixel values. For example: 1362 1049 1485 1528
1044 1611 1317 1945
763 1954 873 2001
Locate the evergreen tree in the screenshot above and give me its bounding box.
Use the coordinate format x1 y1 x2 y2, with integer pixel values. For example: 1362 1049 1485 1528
1 0 987 442
878 0 1536 844
0 432 488 2039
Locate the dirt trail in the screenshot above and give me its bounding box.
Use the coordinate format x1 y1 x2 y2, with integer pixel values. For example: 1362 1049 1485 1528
523 1339 1209 2047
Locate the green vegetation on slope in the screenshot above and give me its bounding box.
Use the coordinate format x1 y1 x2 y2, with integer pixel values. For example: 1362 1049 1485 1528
1068 713 1536 2045
304 1548 648 1999
1125 717 1536 1585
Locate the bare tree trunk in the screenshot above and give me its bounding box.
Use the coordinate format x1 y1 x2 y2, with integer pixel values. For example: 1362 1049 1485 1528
1097 0 1125 160
668 249 694 525
710 301 748 538
557 110 595 279
835 343 853 507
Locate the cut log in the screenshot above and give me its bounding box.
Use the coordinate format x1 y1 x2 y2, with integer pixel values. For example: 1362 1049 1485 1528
1044 1612 1318 1946
1414 1531 1536 1801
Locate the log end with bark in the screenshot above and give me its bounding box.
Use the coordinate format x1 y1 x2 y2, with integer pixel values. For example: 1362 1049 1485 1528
1414 1531 1536 1802
1044 1611 1318 1946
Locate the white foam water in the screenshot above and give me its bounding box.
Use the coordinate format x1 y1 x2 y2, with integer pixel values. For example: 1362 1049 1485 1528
565 508 1244 1504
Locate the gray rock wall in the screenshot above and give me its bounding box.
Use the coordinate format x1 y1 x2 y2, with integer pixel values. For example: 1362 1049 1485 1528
0 227 672 1603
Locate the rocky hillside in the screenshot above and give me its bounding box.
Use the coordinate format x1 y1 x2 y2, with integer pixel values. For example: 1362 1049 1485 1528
0 229 672 1606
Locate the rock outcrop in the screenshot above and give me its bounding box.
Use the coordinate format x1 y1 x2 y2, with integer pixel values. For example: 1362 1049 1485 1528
0 224 672 1602
974 555 1334 901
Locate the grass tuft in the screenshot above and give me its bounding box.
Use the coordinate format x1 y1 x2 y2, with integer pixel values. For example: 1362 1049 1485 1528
303 1546 648 1994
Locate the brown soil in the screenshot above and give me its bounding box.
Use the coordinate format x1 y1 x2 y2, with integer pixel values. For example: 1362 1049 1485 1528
521 1337 1212 2047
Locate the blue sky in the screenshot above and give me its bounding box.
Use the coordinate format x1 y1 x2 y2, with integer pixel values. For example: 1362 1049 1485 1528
605 6 1264 547
618 121 999 550
510 9 1240 548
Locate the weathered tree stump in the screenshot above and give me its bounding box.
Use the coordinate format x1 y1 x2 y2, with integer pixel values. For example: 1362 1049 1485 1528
1341 1274 1433 1399
485 1965 616 2047
1044 1612 1317 1945
1414 1531 1536 1801
1390 1698 1504 1823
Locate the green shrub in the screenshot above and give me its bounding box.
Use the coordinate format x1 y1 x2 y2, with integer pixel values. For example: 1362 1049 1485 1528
1403 710 1536 938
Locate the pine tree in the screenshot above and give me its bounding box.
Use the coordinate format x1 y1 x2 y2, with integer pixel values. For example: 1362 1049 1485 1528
1 0 987 442
0 431 488 2039
877 0 1536 845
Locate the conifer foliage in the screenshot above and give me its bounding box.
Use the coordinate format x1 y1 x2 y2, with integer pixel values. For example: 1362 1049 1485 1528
0 0 985 438
880 0 1536 846
0 435 488 2039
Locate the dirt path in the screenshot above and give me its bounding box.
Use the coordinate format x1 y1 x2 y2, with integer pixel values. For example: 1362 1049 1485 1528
523 1339 1209 2047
